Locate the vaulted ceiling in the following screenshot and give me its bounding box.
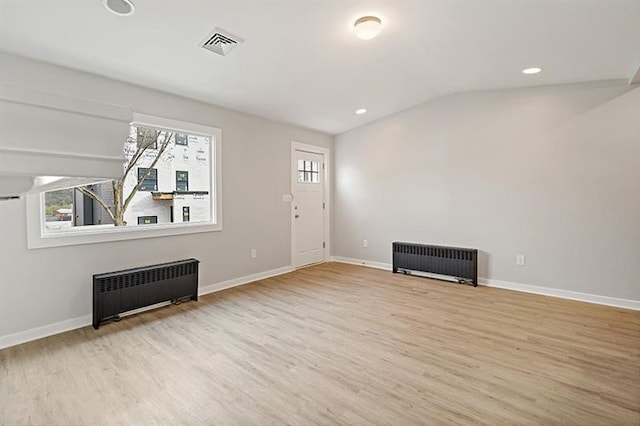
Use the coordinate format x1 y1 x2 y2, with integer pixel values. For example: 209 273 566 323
1 1 638 134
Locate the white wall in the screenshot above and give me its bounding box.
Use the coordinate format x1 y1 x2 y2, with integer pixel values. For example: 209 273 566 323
0 53 332 339
334 81 640 301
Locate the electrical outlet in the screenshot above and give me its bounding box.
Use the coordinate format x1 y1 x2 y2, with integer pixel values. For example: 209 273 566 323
516 255 525 266
363 239 368 248
251 249 257 259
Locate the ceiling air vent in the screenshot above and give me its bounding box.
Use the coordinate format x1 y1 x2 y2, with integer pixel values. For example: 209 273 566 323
200 28 244 56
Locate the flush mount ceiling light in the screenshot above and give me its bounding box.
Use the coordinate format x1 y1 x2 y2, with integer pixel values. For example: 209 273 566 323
353 16 382 40
355 108 368 115
104 0 135 16
522 67 542 75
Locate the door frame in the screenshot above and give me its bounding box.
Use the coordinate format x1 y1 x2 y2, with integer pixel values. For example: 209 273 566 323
290 141 331 269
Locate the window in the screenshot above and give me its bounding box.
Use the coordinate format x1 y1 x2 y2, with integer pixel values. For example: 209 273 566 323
28 113 223 249
176 171 189 191
175 133 188 146
137 216 158 225
138 168 158 191
43 188 74 230
298 159 320 183
137 127 158 149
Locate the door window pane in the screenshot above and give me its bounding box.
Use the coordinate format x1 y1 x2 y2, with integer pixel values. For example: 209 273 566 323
297 159 320 184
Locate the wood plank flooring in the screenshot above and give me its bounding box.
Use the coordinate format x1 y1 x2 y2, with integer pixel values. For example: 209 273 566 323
1 262 639 425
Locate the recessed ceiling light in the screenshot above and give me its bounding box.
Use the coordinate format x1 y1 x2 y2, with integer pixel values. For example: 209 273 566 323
355 108 368 115
522 67 542 75
353 16 382 40
104 0 135 16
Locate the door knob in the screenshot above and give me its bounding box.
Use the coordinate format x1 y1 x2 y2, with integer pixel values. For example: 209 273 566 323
295 214 299 218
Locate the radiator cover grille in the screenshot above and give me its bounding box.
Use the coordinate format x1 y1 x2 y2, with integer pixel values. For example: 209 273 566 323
392 242 478 286
93 258 199 329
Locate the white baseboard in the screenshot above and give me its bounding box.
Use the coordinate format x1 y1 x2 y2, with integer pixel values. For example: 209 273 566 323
330 256 640 311
479 278 640 311
0 314 92 351
4 259 636 351
330 256 392 271
0 265 294 351
198 265 294 296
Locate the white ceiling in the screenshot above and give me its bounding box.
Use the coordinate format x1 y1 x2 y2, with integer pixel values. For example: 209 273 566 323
1 1 638 135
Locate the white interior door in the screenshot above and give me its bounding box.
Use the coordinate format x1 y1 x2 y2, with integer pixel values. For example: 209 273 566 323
293 150 324 268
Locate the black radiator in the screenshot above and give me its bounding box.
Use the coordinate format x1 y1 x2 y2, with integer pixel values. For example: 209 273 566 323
392 242 478 286
93 258 199 329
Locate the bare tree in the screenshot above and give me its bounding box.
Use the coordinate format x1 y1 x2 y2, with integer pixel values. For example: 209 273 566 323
77 127 174 226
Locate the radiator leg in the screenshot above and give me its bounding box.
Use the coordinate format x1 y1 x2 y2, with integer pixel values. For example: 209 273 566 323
96 315 121 328
172 295 196 305
457 278 475 287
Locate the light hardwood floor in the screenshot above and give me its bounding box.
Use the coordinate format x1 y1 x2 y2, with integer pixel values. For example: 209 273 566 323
1 262 639 425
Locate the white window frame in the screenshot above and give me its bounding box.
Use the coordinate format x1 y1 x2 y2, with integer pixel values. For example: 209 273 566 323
26 113 223 249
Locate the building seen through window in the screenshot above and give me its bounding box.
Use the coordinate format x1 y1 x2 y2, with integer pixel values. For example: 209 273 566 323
43 125 212 232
